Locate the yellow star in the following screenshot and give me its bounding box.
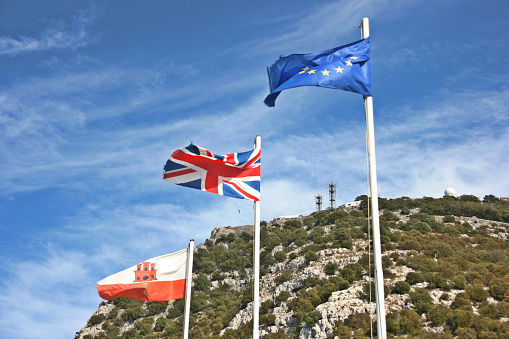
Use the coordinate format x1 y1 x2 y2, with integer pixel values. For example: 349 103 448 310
350 56 358 60
321 69 330 76
298 66 310 74
308 69 316 74
335 66 344 73
346 60 353 66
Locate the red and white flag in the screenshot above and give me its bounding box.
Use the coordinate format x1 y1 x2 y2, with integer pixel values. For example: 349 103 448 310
97 248 188 301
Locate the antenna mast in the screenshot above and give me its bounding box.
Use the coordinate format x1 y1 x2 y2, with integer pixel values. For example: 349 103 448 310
328 182 336 210
315 194 323 211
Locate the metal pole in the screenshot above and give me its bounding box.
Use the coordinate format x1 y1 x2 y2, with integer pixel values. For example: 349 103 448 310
183 239 195 339
361 17 387 339
252 135 261 339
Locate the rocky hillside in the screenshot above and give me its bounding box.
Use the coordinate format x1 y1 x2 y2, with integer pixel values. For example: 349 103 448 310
76 195 509 338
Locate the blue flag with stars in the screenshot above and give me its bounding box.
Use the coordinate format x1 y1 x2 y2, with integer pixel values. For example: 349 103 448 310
264 38 372 107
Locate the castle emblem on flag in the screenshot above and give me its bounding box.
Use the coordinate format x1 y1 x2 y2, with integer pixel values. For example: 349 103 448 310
97 248 189 301
134 262 158 282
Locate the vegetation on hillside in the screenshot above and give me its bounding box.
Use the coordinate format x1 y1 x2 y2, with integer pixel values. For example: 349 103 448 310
76 195 509 339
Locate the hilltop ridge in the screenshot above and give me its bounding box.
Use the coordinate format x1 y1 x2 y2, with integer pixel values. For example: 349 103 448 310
76 195 509 339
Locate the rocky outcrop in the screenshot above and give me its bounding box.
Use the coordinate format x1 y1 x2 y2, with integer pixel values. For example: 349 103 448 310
77 206 509 339
210 224 253 242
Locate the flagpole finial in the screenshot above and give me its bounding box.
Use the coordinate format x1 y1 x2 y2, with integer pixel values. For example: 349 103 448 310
361 17 370 39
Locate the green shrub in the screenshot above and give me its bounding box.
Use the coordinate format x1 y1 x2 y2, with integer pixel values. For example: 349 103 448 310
260 313 276 326
113 297 144 309
340 264 363 283
386 312 401 336
123 329 138 338
275 272 292 284
193 274 210 291
451 292 472 310
340 239 353 249
400 240 421 251
211 270 226 281
478 301 497 319
409 288 433 314
288 297 315 323
333 324 352 338
166 298 185 319
317 277 349 302
304 251 319 262
122 306 145 322
325 261 338 275
427 304 451 326
87 313 106 326
135 317 154 335
440 292 450 301
162 320 181 337
480 250 508 264
381 255 393 268
466 283 489 302
107 307 118 320
334 228 352 249
454 327 477 339
448 308 474 333
147 301 168 316
431 241 455 257
276 291 291 304
427 275 451 291
392 281 411 294
489 278 509 300
274 251 287 262
451 275 466 289
413 221 432 234
386 310 422 336
154 317 167 332
443 225 461 236
388 231 402 242
260 299 274 314
405 272 424 285
304 310 321 328
344 312 371 332
443 215 455 223
264 329 288 338
385 210 401 221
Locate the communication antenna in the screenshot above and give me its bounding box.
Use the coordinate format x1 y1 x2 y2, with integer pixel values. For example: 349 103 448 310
328 182 336 210
315 194 323 211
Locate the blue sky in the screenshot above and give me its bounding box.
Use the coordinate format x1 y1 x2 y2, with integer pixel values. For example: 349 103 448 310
0 0 508 337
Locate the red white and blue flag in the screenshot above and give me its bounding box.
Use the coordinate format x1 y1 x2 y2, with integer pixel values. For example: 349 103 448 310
163 144 261 201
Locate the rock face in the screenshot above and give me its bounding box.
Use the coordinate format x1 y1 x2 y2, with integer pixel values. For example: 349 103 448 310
210 224 254 242
219 240 414 339
76 207 509 339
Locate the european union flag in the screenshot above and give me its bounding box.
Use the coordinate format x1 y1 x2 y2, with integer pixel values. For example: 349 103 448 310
264 38 372 107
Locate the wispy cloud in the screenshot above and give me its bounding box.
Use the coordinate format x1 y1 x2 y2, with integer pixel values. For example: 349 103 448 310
0 245 94 338
375 87 509 199
0 2 507 339
0 6 99 56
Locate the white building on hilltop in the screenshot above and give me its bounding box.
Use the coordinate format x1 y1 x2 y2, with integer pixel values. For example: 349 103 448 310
444 187 457 197
339 201 361 208
274 215 303 223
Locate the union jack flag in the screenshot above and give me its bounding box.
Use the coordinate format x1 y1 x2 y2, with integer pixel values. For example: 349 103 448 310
163 144 261 201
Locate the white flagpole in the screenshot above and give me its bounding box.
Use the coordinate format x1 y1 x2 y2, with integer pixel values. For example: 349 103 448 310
252 135 261 339
361 17 387 339
183 239 195 339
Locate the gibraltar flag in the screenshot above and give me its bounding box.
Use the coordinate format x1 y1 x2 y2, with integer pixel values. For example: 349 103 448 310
97 248 188 301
